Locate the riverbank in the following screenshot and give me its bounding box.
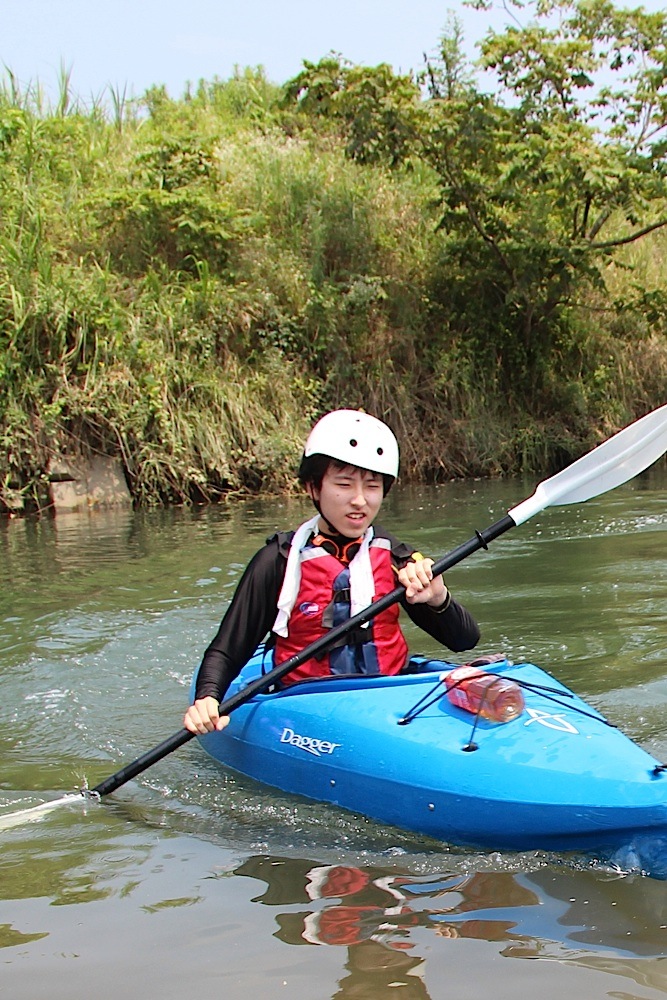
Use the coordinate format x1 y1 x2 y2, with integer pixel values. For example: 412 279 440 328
3 54 667 514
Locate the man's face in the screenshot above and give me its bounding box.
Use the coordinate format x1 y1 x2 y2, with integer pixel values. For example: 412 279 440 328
308 463 383 538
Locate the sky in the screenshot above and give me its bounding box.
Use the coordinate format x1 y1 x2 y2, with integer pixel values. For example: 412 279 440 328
0 0 515 104
4 0 667 107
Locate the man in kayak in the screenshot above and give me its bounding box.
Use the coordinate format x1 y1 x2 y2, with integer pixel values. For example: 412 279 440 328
184 409 480 734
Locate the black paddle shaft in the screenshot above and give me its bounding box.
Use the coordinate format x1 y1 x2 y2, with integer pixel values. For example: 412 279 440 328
90 514 516 797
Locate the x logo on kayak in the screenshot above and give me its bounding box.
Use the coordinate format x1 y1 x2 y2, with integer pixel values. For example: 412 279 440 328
524 708 580 734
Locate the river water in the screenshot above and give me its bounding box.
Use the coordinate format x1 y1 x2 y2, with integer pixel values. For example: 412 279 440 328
1 471 666 999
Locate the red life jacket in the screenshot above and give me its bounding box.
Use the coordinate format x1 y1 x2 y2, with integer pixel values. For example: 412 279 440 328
273 537 408 684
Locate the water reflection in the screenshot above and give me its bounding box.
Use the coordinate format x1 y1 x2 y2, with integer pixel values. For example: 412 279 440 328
234 855 667 997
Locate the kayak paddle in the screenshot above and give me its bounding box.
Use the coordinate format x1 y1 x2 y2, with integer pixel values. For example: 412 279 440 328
87 401 667 799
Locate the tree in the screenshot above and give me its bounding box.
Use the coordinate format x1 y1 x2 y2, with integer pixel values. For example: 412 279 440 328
421 0 667 400
283 54 422 166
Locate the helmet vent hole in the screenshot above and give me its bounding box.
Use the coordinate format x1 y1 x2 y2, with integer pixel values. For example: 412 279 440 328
377 447 384 455
349 439 358 447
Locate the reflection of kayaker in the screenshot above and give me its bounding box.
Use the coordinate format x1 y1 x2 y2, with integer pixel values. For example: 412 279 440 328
275 905 420 948
334 941 430 1000
233 855 538 954
236 856 434 1000
232 854 667 965
234 855 407 907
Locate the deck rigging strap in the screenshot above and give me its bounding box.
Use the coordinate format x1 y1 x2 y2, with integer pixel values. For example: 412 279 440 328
397 664 618 752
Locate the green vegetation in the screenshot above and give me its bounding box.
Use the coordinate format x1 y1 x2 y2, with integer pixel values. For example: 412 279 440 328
2 0 667 512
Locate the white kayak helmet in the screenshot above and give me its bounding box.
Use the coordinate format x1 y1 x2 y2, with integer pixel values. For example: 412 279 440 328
300 409 400 492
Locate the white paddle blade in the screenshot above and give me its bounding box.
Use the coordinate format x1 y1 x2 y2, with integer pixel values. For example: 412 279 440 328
509 403 667 526
0 793 86 831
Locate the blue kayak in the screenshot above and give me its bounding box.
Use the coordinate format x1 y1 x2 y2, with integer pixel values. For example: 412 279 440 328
195 651 667 873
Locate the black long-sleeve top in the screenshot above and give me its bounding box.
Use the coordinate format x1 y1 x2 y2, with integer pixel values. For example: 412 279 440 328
195 525 481 702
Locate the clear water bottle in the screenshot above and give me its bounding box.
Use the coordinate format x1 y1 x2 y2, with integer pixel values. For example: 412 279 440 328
444 665 525 723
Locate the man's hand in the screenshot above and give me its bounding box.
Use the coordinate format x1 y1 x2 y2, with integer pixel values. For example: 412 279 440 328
184 696 230 734
397 556 448 608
